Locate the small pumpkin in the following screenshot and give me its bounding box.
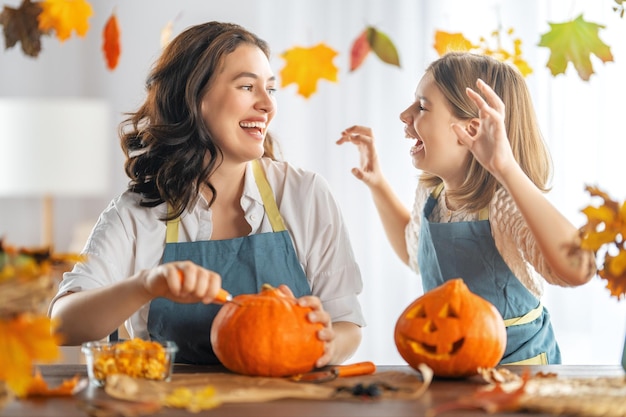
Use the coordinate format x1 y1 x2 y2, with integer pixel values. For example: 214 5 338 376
210 283 324 377
394 278 506 378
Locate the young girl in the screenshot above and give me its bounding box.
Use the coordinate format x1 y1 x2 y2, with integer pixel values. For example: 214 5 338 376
337 52 595 364
49 22 365 367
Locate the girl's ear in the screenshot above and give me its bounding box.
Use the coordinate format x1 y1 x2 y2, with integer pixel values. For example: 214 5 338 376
465 118 480 137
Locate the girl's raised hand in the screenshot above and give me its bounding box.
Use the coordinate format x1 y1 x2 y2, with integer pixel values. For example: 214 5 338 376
452 78 516 182
336 125 384 189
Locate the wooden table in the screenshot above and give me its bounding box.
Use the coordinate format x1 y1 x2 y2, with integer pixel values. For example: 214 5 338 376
1 364 623 417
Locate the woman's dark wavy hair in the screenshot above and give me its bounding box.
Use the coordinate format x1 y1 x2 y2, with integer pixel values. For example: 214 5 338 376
120 21 276 220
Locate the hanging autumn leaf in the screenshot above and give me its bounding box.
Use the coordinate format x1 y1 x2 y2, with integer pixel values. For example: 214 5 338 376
350 29 371 72
102 12 120 71
580 185 626 300
434 28 533 77
433 30 476 55
37 0 93 42
280 43 339 99
0 0 44 57
0 314 62 397
538 14 613 81
366 26 400 68
350 26 400 72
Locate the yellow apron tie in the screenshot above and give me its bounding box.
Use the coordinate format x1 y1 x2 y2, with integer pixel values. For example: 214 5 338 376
251 159 286 232
504 352 548 365
165 160 286 243
502 303 548 365
503 302 544 327
166 210 180 244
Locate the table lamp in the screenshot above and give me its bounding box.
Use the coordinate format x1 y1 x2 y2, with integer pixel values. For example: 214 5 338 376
0 98 111 248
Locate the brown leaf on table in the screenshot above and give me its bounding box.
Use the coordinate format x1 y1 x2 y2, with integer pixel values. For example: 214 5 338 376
427 372 528 416
0 0 45 57
102 12 121 70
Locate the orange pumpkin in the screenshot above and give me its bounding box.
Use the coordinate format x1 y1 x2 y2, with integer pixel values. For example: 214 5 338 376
394 278 506 378
210 284 324 377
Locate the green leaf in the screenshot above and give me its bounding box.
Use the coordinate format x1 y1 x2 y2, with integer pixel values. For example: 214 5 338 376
366 26 400 68
538 14 613 81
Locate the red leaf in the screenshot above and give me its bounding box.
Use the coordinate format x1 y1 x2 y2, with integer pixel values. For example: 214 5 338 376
350 29 371 72
102 12 120 70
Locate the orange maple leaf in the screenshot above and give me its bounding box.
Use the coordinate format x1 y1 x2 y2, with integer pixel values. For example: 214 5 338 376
25 368 81 397
37 0 93 42
102 12 120 70
0 314 62 397
280 43 339 99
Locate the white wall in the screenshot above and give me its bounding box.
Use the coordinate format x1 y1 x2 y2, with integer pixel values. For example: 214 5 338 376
1 0 624 365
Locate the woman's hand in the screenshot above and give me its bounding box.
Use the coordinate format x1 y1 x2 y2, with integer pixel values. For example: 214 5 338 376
336 125 385 190
451 78 517 183
141 260 224 304
277 284 335 368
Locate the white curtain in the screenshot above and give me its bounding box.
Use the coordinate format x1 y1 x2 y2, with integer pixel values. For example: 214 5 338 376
0 0 624 365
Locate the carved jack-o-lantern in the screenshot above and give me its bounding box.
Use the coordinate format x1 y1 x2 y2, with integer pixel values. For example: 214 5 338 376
394 278 506 378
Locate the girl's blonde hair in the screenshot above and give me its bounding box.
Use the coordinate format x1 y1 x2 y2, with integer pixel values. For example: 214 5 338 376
420 52 552 212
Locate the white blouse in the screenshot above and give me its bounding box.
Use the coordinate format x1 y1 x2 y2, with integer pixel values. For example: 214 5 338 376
405 184 575 299
50 158 366 338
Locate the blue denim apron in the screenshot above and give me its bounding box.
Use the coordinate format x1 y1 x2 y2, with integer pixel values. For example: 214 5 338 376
148 160 311 365
417 184 561 364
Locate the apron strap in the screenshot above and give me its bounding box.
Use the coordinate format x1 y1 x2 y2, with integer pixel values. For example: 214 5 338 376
252 159 286 232
164 159 287 244
166 211 180 244
504 352 548 365
503 302 543 327
431 183 489 221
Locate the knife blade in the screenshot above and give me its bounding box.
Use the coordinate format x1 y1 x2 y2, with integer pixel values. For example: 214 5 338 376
291 361 376 383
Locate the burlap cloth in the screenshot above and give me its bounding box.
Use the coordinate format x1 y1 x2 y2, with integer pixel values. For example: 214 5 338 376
104 366 432 405
477 368 626 417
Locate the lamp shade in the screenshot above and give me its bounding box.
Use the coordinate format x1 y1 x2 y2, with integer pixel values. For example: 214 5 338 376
0 98 110 197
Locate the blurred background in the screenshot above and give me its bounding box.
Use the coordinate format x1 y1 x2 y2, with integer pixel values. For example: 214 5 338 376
1 0 625 365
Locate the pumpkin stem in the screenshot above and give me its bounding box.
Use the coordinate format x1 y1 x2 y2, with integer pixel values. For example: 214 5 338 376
261 283 275 291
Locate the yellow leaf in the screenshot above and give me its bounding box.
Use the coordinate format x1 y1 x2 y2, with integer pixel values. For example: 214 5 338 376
38 0 93 42
0 314 62 396
538 14 613 81
433 30 475 55
280 43 339 99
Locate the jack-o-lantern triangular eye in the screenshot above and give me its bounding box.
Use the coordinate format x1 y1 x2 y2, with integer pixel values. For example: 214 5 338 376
438 303 458 318
406 303 426 319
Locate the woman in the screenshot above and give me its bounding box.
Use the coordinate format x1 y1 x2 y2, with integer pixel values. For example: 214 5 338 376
50 21 365 367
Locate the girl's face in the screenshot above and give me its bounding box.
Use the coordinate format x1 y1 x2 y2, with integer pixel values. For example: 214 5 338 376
200 44 277 165
399 72 471 187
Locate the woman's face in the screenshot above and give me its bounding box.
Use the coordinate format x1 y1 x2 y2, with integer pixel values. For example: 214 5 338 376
399 72 471 187
200 44 277 165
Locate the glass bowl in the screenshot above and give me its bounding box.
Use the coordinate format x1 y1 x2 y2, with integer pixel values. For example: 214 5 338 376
81 339 178 387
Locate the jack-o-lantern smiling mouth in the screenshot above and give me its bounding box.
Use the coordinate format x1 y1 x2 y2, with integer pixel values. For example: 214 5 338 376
405 337 465 359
